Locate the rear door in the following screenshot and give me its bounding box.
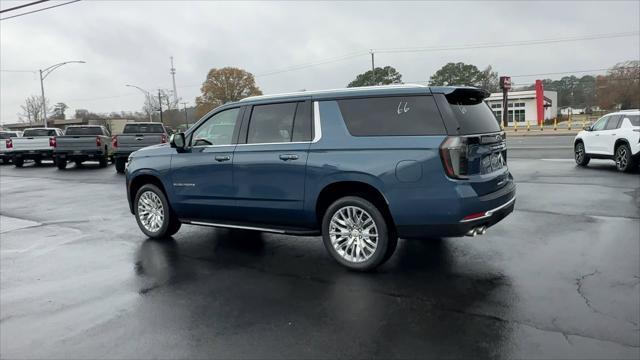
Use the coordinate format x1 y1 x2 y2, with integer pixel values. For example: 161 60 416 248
170 107 243 221
232 100 312 226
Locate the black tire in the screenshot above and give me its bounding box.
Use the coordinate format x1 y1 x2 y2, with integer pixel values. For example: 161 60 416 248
1 158 9 165
134 184 181 239
14 158 23 168
615 143 636 173
115 158 126 173
99 155 108 168
574 141 590 167
321 196 397 271
56 158 67 170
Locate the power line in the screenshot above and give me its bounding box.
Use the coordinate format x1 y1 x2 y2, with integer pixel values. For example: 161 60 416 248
0 69 37 73
375 31 639 54
0 0 48 14
0 0 81 21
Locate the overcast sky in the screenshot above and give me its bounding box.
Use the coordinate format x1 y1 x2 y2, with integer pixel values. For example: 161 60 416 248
1 0 639 123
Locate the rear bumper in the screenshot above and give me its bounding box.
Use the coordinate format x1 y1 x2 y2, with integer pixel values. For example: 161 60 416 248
54 149 106 160
397 179 516 239
12 150 54 160
113 150 133 159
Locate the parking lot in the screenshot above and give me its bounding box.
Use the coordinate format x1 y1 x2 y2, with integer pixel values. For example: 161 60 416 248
1 136 638 359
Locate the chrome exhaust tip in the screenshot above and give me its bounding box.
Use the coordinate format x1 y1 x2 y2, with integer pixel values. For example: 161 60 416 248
477 226 487 235
466 228 477 237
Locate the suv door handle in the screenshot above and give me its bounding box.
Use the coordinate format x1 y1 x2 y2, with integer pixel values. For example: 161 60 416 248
279 154 299 161
215 155 231 162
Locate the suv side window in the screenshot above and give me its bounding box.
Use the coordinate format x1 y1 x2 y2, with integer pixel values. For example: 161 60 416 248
292 101 312 142
591 116 609 131
337 96 446 136
604 115 622 130
191 107 240 146
247 102 297 144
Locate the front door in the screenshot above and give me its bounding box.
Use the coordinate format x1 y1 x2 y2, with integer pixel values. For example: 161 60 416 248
233 101 312 226
600 115 622 156
585 115 609 154
170 107 242 221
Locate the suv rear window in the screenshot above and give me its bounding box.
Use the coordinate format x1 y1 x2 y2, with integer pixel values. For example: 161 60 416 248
0 132 17 139
447 90 501 135
625 114 639 126
65 126 104 136
23 129 56 137
337 96 446 136
123 123 165 134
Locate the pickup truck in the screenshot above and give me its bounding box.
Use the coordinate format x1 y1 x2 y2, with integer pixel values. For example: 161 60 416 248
0 131 22 164
11 128 64 167
54 125 113 169
112 122 168 173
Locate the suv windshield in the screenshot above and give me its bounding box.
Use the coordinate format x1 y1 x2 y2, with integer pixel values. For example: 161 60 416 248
123 123 164 133
23 129 56 137
65 127 104 136
446 89 501 135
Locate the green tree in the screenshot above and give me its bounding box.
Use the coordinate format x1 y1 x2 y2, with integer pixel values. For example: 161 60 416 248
195 67 262 118
51 102 68 120
347 66 402 87
429 62 485 88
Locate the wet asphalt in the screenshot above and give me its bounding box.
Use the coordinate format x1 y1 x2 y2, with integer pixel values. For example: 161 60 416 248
0 136 638 359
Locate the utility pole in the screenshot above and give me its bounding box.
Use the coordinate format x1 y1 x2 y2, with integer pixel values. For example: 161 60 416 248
170 56 178 104
181 102 189 128
158 90 163 124
369 49 375 85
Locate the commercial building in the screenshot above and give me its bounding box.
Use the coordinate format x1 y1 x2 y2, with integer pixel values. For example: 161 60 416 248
485 88 557 126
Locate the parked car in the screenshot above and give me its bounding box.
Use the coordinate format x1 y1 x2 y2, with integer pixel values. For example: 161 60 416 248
125 85 516 271
10 127 63 167
0 131 22 164
54 125 113 169
112 122 168 173
574 110 640 172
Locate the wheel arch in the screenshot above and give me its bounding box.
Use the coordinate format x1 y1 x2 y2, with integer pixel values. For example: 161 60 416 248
128 172 169 214
314 180 396 233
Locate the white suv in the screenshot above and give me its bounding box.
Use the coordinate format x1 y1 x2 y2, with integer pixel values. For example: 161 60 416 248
574 110 640 172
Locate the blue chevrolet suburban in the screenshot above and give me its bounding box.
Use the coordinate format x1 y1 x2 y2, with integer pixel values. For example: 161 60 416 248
125 85 515 270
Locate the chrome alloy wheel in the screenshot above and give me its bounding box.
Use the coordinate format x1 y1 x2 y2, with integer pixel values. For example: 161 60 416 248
137 191 165 233
575 143 585 163
329 206 378 263
615 146 628 170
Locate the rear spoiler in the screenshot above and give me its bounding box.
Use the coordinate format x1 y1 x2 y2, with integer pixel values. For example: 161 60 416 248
444 88 490 105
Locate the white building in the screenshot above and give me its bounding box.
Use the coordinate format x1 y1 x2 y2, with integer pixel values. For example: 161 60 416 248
485 90 558 126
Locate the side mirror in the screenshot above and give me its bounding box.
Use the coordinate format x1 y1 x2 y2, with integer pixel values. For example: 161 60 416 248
170 132 185 149
583 125 591 131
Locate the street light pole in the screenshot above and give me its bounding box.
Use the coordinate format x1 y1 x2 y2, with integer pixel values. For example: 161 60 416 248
39 60 86 127
125 84 153 121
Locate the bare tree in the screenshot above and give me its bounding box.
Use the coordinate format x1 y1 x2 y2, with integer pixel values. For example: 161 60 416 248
18 95 50 125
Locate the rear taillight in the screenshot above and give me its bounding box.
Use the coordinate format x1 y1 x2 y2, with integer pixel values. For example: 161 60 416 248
5 138 13 149
440 136 469 179
49 137 56 148
96 136 102 147
161 134 167 143
112 136 118 148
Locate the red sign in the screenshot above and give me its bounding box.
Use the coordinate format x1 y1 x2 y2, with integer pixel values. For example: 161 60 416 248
500 76 511 90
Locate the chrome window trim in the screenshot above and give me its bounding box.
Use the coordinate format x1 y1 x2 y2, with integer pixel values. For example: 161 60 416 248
312 101 322 143
234 101 322 147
